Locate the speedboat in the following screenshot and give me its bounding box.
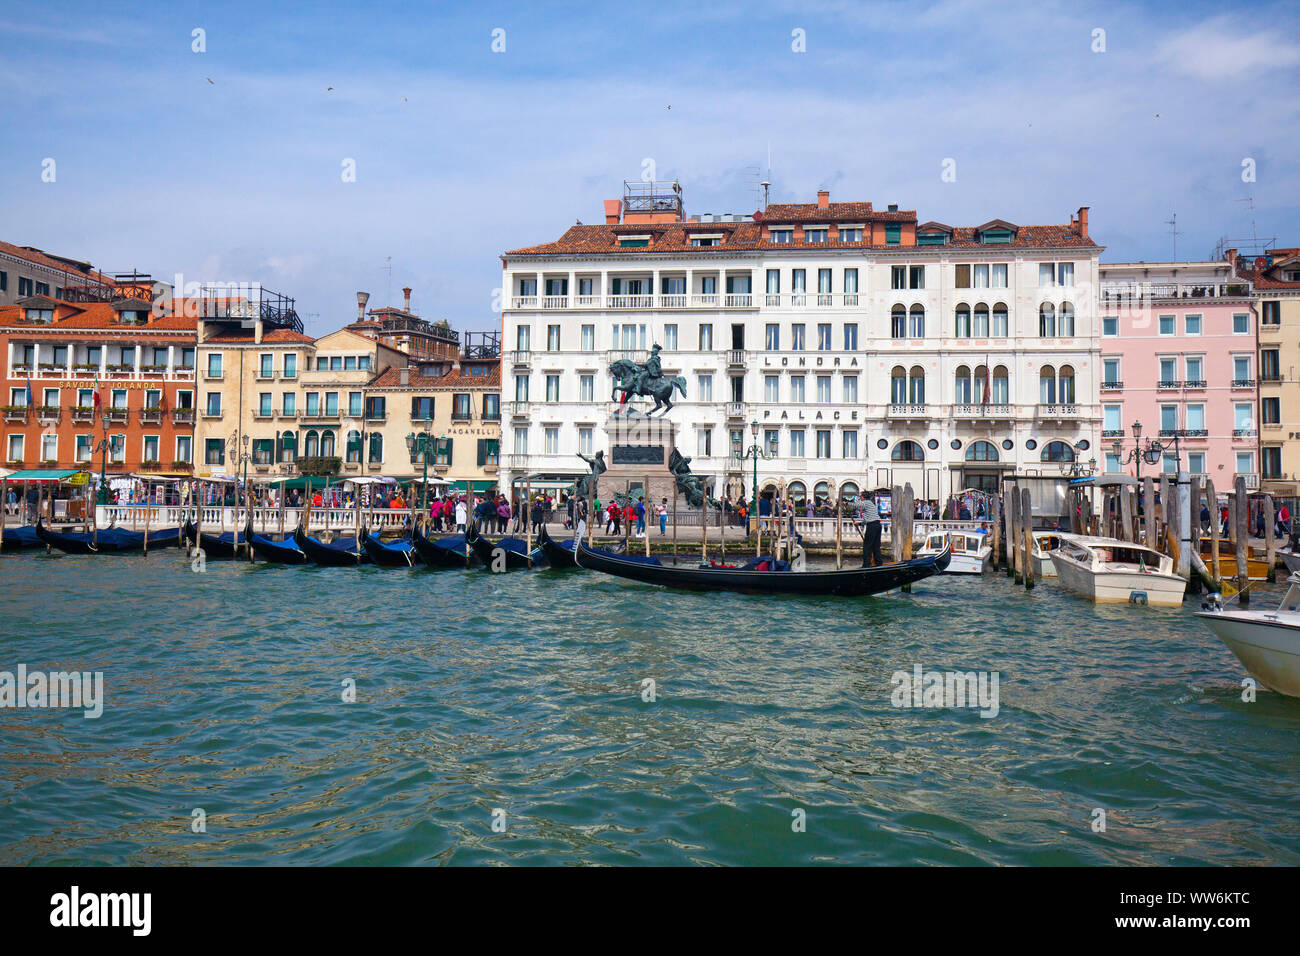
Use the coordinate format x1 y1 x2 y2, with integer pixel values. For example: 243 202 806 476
1278 548 1300 576
1031 530 1064 579
917 529 991 574
1048 534 1185 606
1197 573 1300 697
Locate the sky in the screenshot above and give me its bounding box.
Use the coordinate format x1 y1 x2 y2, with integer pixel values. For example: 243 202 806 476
2 0 1298 337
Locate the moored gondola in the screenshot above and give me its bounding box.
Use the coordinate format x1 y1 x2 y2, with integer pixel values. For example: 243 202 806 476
0 525 41 552
574 539 951 596
183 518 241 559
35 519 182 556
466 522 542 569
361 527 417 568
248 524 309 564
410 525 477 568
293 526 370 566
536 525 579 569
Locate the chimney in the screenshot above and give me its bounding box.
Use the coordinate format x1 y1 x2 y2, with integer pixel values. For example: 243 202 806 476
402 286 411 312
1076 205 1090 239
356 291 370 322
817 189 829 208
604 199 622 225
399 366 410 386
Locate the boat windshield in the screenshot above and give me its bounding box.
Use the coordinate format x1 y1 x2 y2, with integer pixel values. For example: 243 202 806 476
1281 581 1300 612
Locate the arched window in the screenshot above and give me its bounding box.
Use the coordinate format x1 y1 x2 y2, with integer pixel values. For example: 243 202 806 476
891 305 906 339
345 429 362 464
1039 303 1056 337
787 481 807 507
955 304 971 338
320 429 336 458
369 431 383 462
1058 364 1076 404
304 429 320 458
1042 440 1075 462
965 440 999 461
909 365 926 405
954 364 972 403
1059 302 1075 336
993 365 1009 403
992 302 1009 337
279 430 297 463
840 481 859 502
909 304 925 338
973 304 990 336
973 364 989 403
1039 365 1056 404
892 440 925 461
891 366 907 404
814 481 830 507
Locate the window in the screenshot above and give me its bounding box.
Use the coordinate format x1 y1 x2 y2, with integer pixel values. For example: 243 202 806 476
841 431 859 459
315 357 327 371
814 324 830 351
1103 358 1120 385
843 323 858 350
664 324 677 350
892 266 907 290
1236 452 1253 475
1039 263 1055 286
206 353 222 377
992 264 1008 287
770 229 792 244
17 277 32 297
452 394 471 420
578 428 592 456
1159 357 1177 385
954 305 970 338
42 387 59 408
791 324 806 351
765 269 780 297
1234 312 1251 333
306 392 320 416
791 270 806 297
843 376 858 403
412 396 434 421
1186 404 1205 433
1234 403 1253 431
283 392 296 415
1159 404 1178 434
909 306 925 338
368 432 383 463
840 228 862 243
894 306 909 339
885 225 901 245
972 264 990 288
204 439 224 465
344 430 362 464
697 428 713 457
973 305 989 337
348 391 362 416
547 325 560 351
1186 356 1204 384
965 440 999 462
205 393 221 415
790 430 806 457
545 374 560 403
699 324 713 351
483 394 500 421
259 393 273 416
1188 452 1206 475
330 357 343 371
513 427 528 454
766 324 780 350
1263 447 1282 479
1234 356 1252 384
1261 302 1280 326
76 434 92 462
515 375 529 402
1263 396 1281 424
545 428 559 455
805 228 827 243
1040 366 1057 404
816 375 831 403
1104 405 1121 432
891 440 923 461
580 374 594 403
259 354 274 378
5 434 23 462
581 325 594 351
40 434 57 462
283 354 296 378
992 304 1008 337
516 326 531 351
765 375 780 402
697 374 712 401
1261 349 1280 382
1039 304 1056 337
816 430 832 458
326 392 339 415
790 375 805 403
1185 314 1202 335
1158 315 1175 335
1041 441 1075 463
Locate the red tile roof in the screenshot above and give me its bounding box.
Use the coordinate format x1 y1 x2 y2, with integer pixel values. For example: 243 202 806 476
0 240 115 285
369 361 501 389
0 301 197 332
203 328 315 344
760 201 914 222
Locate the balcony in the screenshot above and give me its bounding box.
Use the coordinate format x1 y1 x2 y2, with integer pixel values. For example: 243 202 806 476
104 407 129 423
1233 428 1256 440
71 407 96 423
483 463 500 475
1102 429 1124 439
726 350 747 368
2 406 28 422
504 454 529 471
886 404 930 420
1036 404 1081 421
483 408 501 422
606 349 649 366
1181 429 1209 438
658 294 687 308
1236 473 1260 489
511 295 539 309
723 293 754 308
299 410 341 421
1184 379 1207 389
35 405 60 424
1101 380 1123 391
139 407 164 424
952 403 1013 420
1232 379 1256 389
1157 379 1181 390
510 350 531 369
506 401 533 421
541 296 568 310
451 411 472 422
608 294 654 309
277 409 299 421
726 402 745 420
172 408 195 424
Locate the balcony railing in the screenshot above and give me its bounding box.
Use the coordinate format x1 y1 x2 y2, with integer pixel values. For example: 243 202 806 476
140 407 164 424
606 349 649 365
608 294 654 309
1236 473 1260 489
1232 428 1256 439
505 402 533 420
1036 404 1081 419
726 402 745 419
952 403 1013 419
2 406 29 422
1101 381 1123 390
1157 379 1181 389
726 349 747 368
505 293 765 310
172 408 195 424
1232 378 1256 389
71 407 96 423
1184 379 1207 388
886 404 930 419
510 350 531 368
1102 429 1124 438
541 296 568 309
104 408 129 423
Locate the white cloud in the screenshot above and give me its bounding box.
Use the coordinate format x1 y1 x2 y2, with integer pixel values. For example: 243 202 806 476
1156 16 1300 79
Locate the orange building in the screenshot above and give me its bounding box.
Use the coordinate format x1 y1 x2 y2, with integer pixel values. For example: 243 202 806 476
1 292 198 480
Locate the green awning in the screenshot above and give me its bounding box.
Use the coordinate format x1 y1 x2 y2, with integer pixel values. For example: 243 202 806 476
451 480 496 493
3 469 85 482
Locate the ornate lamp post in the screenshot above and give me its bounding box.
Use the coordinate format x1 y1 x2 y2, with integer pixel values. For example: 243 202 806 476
732 419 777 535
95 413 112 505
1111 420 1164 483
1066 441 1098 480
405 421 434 513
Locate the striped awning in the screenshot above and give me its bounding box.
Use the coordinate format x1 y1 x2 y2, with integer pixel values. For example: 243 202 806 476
2 469 85 482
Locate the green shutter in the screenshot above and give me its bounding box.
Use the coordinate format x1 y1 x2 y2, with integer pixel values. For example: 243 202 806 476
476 439 486 466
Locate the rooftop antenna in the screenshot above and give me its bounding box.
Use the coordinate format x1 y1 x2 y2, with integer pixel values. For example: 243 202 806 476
1165 212 1179 262
761 180 771 210
384 256 392 306
1235 196 1259 249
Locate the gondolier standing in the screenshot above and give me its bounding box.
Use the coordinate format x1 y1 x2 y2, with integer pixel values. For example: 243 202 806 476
861 496 884 567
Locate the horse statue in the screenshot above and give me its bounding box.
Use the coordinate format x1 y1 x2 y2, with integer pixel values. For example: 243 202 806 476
609 358 686 417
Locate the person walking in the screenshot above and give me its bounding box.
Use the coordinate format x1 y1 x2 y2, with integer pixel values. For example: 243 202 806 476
861 496 884 567
531 495 545 536
657 497 668 535
635 496 646 536
454 496 467 532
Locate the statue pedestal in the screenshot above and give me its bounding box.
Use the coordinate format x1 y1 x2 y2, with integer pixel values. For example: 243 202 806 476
600 414 680 508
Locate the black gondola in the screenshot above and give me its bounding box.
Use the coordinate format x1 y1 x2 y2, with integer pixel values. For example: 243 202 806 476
466 522 542 569
292 526 370 566
35 519 182 555
360 528 417 567
536 525 579 569
248 524 309 564
183 518 242 559
574 540 951 596
410 525 477 568
0 525 41 552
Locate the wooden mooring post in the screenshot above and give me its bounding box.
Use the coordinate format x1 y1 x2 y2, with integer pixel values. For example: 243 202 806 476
1264 493 1277 582
1021 487 1034 590
1234 476 1250 604
1008 488 1020 581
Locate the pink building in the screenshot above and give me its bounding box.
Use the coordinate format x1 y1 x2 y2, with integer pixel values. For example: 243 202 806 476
1097 261 1256 484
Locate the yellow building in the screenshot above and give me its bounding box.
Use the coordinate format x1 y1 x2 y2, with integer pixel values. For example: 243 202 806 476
1235 247 1300 495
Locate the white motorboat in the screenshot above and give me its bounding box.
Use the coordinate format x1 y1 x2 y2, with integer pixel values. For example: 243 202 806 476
1030 530 1064 579
1047 534 1185 606
1279 549 1300 576
917 529 991 575
1197 574 1300 697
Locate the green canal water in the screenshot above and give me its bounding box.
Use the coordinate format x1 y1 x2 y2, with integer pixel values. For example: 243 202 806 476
2 549 1298 866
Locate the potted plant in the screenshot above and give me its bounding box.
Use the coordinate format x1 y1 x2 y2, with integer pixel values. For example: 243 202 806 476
140 460 161 470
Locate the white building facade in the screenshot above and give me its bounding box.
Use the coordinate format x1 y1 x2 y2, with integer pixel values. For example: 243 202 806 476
499 186 1102 508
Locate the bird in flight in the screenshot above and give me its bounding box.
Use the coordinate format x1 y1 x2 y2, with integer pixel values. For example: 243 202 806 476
206 77 214 84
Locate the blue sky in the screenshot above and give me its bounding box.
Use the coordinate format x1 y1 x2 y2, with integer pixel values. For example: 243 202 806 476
2 0 1297 336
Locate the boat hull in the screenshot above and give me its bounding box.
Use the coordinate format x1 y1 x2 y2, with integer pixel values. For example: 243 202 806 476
35 520 180 555
1280 550 1300 575
943 550 991 575
361 531 417 568
467 525 540 569
537 526 578 569
575 541 950 596
293 527 370 566
0 525 41 551
1196 611 1300 697
1049 552 1185 606
249 530 309 564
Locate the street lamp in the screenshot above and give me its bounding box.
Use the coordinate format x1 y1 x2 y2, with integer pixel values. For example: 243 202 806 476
405 420 434 514
95 414 112 505
1112 420 1164 482
1066 442 1098 479
733 419 777 535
